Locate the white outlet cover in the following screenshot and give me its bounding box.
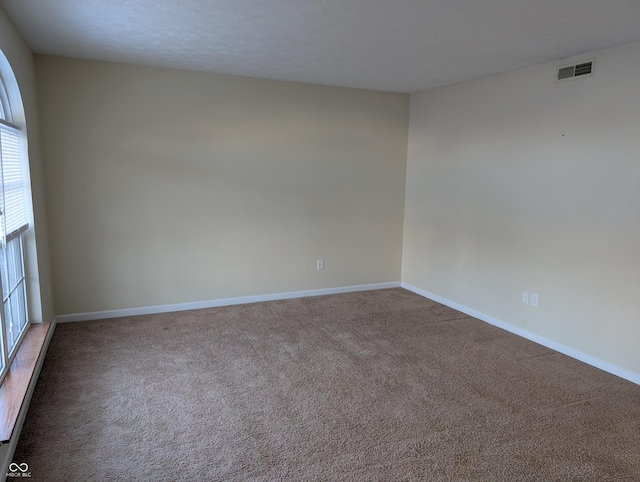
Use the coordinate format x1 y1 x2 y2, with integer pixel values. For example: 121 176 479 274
530 293 539 307
522 291 529 304
317 259 324 270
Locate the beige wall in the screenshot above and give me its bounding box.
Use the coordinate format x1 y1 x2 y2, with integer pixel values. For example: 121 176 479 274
403 41 640 375
36 56 409 314
0 8 54 322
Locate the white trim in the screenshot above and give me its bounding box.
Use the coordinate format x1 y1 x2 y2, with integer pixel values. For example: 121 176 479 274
55 282 402 323
1 320 57 477
401 282 640 386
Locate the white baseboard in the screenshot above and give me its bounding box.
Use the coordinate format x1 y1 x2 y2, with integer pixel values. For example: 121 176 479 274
401 282 640 386
55 282 401 323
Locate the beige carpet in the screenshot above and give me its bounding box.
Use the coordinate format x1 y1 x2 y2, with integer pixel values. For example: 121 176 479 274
14 288 640 480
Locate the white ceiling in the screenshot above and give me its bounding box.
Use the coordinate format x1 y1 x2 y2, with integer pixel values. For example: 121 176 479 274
2 0 640 93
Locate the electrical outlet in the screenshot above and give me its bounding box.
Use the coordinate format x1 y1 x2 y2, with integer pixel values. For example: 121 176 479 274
317 259 324 270
530 293 539 307
522 291 529 304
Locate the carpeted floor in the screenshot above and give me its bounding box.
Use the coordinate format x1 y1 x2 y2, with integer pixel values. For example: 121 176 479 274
14 288 640 480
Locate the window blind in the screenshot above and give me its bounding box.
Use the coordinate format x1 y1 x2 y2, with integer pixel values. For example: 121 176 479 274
0 122 28 240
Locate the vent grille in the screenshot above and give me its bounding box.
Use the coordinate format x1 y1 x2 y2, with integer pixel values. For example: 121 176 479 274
557 66 575 80
574 62 593 76
557 60 594 81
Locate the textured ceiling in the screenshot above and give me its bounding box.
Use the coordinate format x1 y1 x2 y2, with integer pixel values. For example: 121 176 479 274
2 0 640 93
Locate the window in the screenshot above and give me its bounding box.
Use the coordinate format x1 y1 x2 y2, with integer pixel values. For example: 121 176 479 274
0 69 30 383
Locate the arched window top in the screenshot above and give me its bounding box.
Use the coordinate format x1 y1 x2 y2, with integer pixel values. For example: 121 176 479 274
0 50 26 128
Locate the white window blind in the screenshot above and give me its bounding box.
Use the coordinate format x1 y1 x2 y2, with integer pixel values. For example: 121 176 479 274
0 122 28 239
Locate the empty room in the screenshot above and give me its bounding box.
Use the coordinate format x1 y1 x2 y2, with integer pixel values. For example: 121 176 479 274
1 0 639 480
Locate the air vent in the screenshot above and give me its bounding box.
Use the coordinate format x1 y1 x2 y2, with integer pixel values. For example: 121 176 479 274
574 62 592 76
557 59 594 81
557 66 575 80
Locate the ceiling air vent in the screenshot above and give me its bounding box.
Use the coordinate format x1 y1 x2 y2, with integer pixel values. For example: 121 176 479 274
557 59 594 81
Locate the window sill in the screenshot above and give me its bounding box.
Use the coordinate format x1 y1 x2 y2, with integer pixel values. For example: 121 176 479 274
0 322 53 443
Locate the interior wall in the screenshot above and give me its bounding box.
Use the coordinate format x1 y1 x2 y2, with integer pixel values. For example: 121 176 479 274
403 40 640 376
0 8 54 322
36 56 409 315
